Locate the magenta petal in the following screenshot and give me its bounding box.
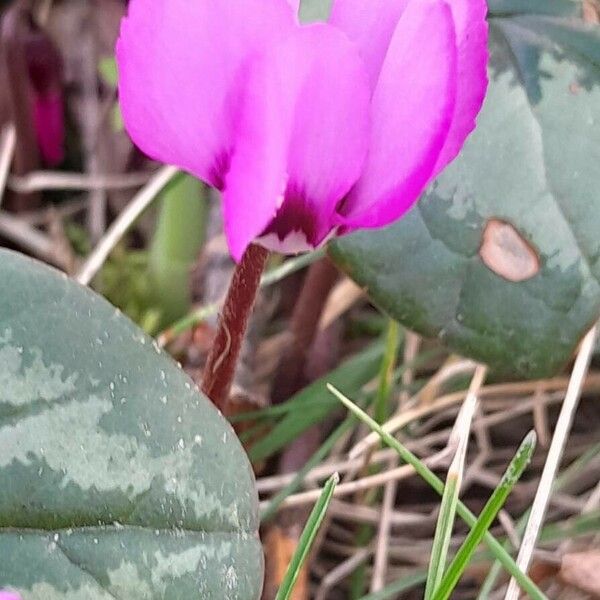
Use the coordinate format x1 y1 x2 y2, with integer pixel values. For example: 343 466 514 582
337 0 458 230
221 51 289 262
0 592 21 600
329 0 410 91
433 0 489 176
224 24 370 259
277 25 370 244
286 0 300 14
34 91 64 166
116 0 296 188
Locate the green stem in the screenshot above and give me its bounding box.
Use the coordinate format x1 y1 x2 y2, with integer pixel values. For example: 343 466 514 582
374 320 400 424
149 174 208 326
275 474 339 600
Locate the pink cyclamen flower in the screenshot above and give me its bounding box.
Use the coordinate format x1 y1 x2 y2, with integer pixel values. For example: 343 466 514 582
117 0 488 261
0 592 21 600
26 26 65 167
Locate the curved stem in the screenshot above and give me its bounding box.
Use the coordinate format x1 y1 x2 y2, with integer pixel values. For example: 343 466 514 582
201 243 269 412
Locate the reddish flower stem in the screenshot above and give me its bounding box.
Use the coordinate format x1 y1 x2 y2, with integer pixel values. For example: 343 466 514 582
201 243 269 412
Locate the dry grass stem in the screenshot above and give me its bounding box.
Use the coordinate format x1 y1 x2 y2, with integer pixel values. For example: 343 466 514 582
350 359 477 458
371 332 421 593
263 450 451 512
0 211 56 263
318 277 364 331
533 385 551 448
350 372 600 459
314 548 371 600
256 448 399 494
8 170 155 193
0 124 17 208
504 325 598 600
257 389 597 499
449 364 487 452
76 165 178 285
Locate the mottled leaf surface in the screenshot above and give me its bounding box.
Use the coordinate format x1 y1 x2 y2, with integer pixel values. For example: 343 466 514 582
0 250 262 599
330 1 600 379
299 0 333 22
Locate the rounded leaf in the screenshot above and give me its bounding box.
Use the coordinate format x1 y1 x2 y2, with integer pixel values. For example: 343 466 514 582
330 6 600 379
0 250 262 599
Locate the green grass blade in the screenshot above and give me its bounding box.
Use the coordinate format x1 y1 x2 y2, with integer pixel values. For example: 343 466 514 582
261 416 354 523
327 384 548 600
275 473 339 600
248 344 384 463
433 431 537 600
425 374 481 599
156 302 220 341
477 512 527 599
539 509 600 542
425 473 460 599
260 249 325 287
478 441 600 598
358 571 428 600
374 319 401 424
351 320 401 598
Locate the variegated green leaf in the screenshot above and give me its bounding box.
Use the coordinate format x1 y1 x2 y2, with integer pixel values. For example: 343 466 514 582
0 250 262 599
330 2 600 379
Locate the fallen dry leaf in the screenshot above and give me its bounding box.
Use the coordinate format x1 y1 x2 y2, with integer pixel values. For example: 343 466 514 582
560 550 600 598
263 526 309 600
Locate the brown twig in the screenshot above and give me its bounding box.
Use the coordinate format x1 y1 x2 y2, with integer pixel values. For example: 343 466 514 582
271 257 339 404
201 244 269 412
79 2 105 242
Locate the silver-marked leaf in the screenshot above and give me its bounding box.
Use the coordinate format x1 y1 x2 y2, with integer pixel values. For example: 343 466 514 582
299 0 333 22
330 3 600 379
0 249 262 599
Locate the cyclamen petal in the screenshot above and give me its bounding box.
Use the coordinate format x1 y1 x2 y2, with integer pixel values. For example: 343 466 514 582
117 0 488 259
331 0 488 230
223 24 370 260
286 0 300 14
329 0 410 91
432 0 489 176
337 0 458 229
116 0 296 188
25 23 65 166
0 592 21 600
34 92 64 166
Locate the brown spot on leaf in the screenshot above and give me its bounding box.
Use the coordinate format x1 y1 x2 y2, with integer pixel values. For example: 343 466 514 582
479 219 540 282
583 0 600 24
